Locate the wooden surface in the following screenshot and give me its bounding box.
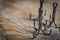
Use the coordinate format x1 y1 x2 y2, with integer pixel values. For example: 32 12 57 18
0 0 60 40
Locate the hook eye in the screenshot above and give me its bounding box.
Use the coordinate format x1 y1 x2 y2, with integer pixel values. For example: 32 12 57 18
40 0 44 2
53 2 58 8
